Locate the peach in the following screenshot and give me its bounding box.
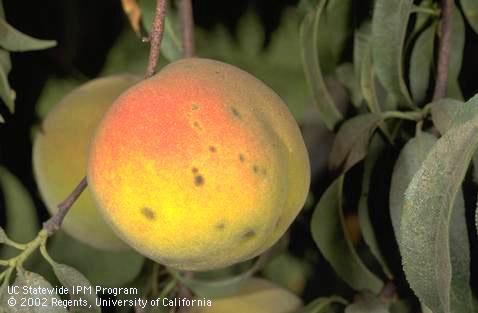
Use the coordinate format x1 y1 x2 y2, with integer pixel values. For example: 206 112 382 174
88 58 310 270
33 74 139 250
190 278 302 313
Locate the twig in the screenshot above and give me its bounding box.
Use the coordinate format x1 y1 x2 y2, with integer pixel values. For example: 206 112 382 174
145 0 168 78
176 271 193 313
432 0 453 101
178 0 195 58
379 280 397 301
43 177 87 234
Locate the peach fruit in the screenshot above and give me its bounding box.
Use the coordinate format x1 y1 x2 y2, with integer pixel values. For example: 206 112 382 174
33 74 139 250
191 278 302 313
88 58 310 270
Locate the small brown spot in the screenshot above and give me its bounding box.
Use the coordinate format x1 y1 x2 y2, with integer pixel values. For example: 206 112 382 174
209 146 217 153
192 167 198 174
242 229 256 240
141 207 155 220
193 121 202 130
252 165 259 174
192 104 199 110
215 222 226 230
231 107 242 119
239 154 245 162
194 175 205 186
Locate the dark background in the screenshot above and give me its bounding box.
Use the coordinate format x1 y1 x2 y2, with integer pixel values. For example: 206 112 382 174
0 0 477 310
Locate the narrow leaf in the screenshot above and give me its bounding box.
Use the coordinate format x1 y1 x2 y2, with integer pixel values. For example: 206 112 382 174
46 231 144 287
360 45 381 114
299 296 347 313
446 7 465 100
345 291 390 313
0 49 14 112
311 177 383 293
3 271 68 313
460 0 478 37
409 22 436 103
300 1 343 130
51 263 100 313
389 131 437 243
401 112 477 313
358 136 392 278
371 0 414 107
336 63 362 108
317 0 352 75
0 19 56 52
430 98 465 134
328 113 382 174
0 167 39 258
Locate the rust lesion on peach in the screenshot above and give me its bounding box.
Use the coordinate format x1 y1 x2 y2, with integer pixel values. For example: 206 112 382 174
191 104 200 110
208 146 217 153
252 165 259 174
141 207 156 220
192 121 203 131
191 167 199 174
239 154 245 162
194 174 205 186
242 229 256 240
215 222 226 230
230 106 242 119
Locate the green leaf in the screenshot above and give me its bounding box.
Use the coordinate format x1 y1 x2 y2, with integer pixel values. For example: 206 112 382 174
300 1 343 130
0 19 56 52
140 0 182 61
311 177 383 293
389 131 437 243
299 296 347 313
317 0 352 75
447 7 465 100
50 262 100 313
3 271 68 313
460 0 478 36
0 227 6 243
345 291 390 313
429 98 465 134
360 44 381 114
328 113 382 174
358 136 392 278
352 23 370 109
46 231 144 287
262 253 312 294
401 110 477 313
409 22 436 103
336 63 362 108
0 49 14 112
0 167 39 258
169 253 268 299
371 0 414 107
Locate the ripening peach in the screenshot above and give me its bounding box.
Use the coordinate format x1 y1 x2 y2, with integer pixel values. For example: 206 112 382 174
88 58 310 270
33 75 139 250
191 278 302 313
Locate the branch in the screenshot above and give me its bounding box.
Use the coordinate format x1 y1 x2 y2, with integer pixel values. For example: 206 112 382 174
43 177 87 234
432 0 453 101
178 0 195 58
145 0 168 78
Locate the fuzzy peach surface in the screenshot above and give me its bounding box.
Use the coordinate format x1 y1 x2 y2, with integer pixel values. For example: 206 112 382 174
33 75 139 250
190 278 302 313
88 58 310 270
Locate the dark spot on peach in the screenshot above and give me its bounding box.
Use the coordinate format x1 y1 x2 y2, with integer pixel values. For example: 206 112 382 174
194 175 205 186
192 104 199 110
261 168 267 176
192 167 198 174
252 165 259 174
209 146 217 153
215 222 226 230
242 229 256 240
231 107 242 119
239 154 245 162
141 207 155 220
193 121 202 130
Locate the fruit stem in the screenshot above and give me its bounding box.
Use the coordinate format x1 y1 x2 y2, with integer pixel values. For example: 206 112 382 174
43 176 88 235
432 0 453 101
178 0 195 58
145 0 168 78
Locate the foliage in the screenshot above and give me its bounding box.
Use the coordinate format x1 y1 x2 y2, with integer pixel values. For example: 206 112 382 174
1 0 478 312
